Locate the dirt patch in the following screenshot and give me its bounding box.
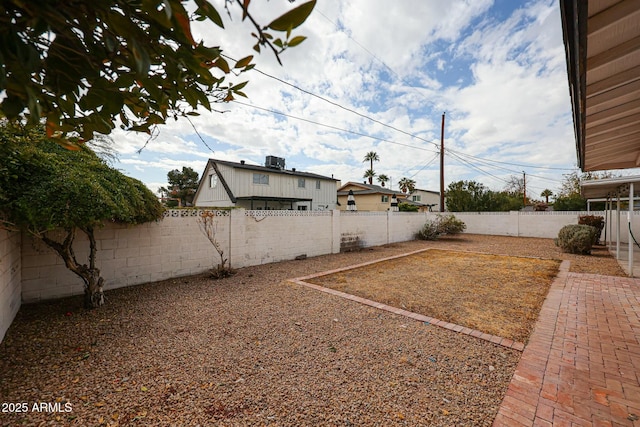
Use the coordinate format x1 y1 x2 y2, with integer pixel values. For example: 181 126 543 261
306 250 560 343
0 235 626 426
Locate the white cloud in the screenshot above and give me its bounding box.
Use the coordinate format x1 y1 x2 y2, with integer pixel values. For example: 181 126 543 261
109 0 579 197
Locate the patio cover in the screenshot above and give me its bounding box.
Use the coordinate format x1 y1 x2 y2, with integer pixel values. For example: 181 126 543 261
560 0 640 171
581 175 640 199
581 175 640 275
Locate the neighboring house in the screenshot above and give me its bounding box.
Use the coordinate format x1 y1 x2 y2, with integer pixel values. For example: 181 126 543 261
337 182 406 211
403 188 440 212
193 156 339 210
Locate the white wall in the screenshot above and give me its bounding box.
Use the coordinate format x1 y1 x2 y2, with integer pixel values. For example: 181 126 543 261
390 212 430 242
0 229 21 342
21 211 220 302
5 208 638 344
449 211 611 238
239 210 334 266
340 212 390 248
19 209 625 305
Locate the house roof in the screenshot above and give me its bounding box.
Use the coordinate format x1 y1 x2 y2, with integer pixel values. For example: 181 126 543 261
212 159 339 181
560 0 640 171
193 158 339 206
400 198 437 207
337 182 407 196
413 188 440 195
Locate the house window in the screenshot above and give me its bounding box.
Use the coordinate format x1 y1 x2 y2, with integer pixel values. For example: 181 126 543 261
297 205 308 211
298 178 306 188
253 173 269 185
412 195 421 202
316 180 321 190
209 173 218 188
381 195 389 203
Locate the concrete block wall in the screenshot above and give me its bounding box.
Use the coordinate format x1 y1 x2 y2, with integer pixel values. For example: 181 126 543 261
238 210 333 267
517 211 590 238
21 213 223 303
8 207 638 343
340 212 389 248
450 211 610 238
453 212 519 236
0 229 21 342
390 212 429 243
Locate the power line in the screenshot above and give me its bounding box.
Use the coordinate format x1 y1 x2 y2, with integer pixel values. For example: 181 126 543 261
406 153 440 179
445 150 511 184
446 149 563 183
232 97 567 187
223 53 441 150
224 51 574 176
231 100 440 153
446 147 574 171
316 9 576 175
316 9 434 108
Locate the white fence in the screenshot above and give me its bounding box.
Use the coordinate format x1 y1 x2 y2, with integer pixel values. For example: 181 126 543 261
2 209 637 342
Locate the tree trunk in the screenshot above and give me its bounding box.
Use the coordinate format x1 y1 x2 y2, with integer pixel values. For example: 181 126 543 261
81 267 105 309
40 226 105 309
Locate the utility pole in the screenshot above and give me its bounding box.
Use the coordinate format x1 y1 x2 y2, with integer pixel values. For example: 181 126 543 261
440 112 445 212
523 171 527 207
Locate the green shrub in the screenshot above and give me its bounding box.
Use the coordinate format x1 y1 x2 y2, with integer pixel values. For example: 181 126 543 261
578 215 604 244
436 214 466 235
416 214 466 240
398 202 419 212
416 220 441 240
556 224 597 254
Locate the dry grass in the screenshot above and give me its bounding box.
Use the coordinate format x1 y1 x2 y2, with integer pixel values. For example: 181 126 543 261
0 235 628 426
306 250 560 343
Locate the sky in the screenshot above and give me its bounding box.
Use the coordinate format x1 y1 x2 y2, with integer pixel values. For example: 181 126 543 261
108 0 590 200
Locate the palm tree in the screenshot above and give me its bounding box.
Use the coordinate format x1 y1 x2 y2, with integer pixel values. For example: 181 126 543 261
377 174 389 187
398 177 416 194
540 189 553 204
363 169 376 185
363 151 379 183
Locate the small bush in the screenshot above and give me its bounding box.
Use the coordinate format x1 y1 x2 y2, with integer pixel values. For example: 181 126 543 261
416 214 466 240
209 264 237 279
436 214 466 235
578 215 604 244
398 202 419 212
416 220 441 240
556 224 597 254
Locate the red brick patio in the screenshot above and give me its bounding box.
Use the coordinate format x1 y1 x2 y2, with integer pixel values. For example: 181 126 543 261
493 264 640 426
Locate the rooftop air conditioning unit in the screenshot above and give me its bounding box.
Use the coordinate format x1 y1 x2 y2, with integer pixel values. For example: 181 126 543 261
265 156 285 169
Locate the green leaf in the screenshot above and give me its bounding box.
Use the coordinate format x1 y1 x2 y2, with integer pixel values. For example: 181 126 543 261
267 0 316 31
194 0 224 29
130 39 151 76
231 81 248 91
234 55 253 69
1 95 25 119
287 35 307 48
214 56 230 73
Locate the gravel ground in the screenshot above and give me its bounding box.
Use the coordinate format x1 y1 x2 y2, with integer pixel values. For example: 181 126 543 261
0 235 625 426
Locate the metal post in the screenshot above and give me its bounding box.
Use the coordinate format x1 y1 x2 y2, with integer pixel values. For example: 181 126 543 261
523 171 526 207
440 113 445 212
629 183 634 276
616 196 621 259
605 199 609 247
